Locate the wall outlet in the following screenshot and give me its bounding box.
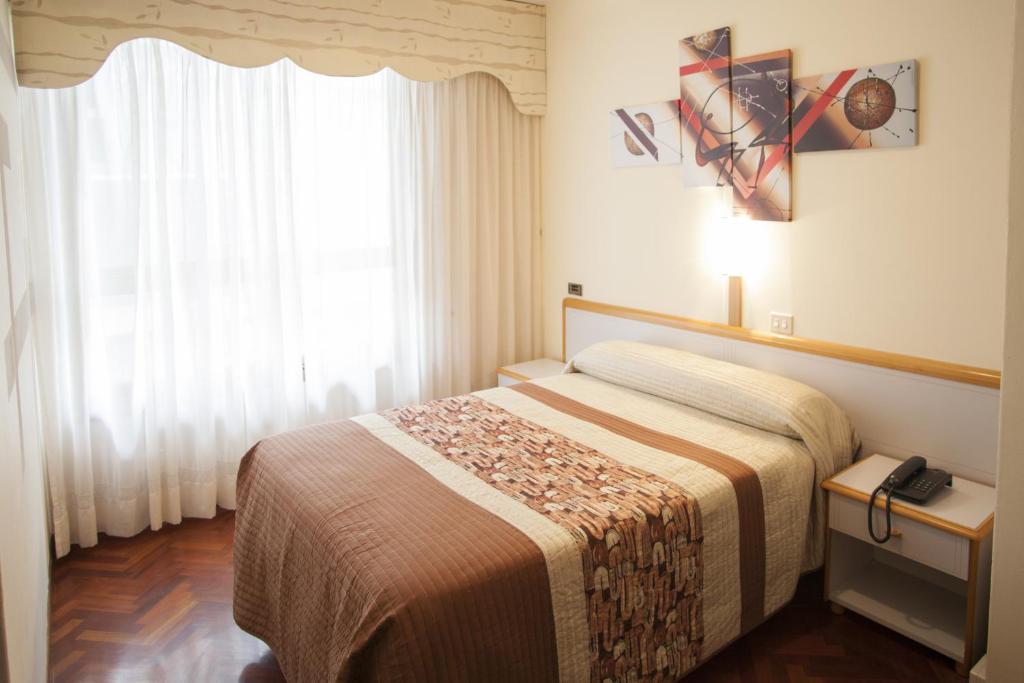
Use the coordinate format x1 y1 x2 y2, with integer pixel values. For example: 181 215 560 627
568 282 583 296
769 312 794 336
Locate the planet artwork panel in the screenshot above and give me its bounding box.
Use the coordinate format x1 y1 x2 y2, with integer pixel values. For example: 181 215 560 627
678 26 733 187
608 100 683 168
792 60 917 152
729 49 792 222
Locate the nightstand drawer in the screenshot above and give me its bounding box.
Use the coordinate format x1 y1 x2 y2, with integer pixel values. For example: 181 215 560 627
829 494 970 579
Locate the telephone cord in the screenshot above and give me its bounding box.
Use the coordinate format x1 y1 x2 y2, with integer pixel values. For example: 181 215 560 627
867 484 895 544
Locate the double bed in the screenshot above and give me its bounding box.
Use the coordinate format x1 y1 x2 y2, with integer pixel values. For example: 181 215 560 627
232 339 858 682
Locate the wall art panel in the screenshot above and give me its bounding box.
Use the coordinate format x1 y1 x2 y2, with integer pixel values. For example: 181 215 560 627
792 60 917 152
609 100 682 168
730 49 792 222
678 27 733 187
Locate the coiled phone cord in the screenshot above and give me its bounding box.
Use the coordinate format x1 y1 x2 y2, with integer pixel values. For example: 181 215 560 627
867 484 895 543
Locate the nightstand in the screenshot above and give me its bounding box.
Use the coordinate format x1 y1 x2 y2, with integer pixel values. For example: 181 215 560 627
496 358 565 387
822 454 995 676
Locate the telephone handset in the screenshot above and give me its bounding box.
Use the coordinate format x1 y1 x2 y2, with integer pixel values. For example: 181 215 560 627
867 456 952 544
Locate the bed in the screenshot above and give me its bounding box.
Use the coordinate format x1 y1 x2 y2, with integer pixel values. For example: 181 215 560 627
232 339 858 682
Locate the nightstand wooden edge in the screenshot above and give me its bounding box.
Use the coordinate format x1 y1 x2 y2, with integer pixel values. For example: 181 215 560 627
823 493 832 603
964 537 980 672
496 367 531 382
975 514 995 538
821 480 993 541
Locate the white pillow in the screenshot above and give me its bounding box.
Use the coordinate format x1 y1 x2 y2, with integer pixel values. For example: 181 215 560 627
568 340 838 438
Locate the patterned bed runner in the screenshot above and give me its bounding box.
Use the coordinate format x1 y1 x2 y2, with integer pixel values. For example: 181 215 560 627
383 394 705 681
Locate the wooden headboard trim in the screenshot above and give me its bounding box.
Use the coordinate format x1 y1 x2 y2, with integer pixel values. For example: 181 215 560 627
562 298 1001 389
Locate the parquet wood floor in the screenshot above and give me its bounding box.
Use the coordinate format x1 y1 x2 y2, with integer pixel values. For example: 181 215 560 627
50 509 964 682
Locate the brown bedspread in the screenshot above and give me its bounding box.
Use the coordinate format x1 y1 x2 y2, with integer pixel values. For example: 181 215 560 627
235 394 707 682
234 353 856 682
233 418 560 682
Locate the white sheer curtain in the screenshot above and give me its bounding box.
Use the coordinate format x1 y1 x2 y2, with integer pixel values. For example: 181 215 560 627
388 73 543 400
21 40 541 557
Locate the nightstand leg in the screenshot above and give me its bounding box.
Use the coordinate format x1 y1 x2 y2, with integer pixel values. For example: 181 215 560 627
828 602 845 615
955 660 969 677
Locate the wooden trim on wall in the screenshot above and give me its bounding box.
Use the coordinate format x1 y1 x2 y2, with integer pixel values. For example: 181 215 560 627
561 298 1001 389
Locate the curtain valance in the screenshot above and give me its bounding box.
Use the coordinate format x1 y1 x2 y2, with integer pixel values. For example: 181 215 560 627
11 0 546 115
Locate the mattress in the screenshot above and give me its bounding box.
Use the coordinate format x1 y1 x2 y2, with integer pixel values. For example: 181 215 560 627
233 341 858 682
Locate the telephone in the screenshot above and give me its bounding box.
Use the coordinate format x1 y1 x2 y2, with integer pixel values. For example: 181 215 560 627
867 456 952 544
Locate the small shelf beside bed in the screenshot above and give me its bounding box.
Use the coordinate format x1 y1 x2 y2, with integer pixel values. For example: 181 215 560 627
829 532 969 660
822 454 995 677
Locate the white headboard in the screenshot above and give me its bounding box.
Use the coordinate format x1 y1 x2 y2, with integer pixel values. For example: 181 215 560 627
563 298 1002 485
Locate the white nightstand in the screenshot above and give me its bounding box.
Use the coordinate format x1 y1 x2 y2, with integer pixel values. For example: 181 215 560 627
822 454 995 676
496 359 565 387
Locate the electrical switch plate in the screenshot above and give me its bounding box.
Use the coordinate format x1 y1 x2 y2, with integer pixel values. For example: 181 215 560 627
770 312 794 336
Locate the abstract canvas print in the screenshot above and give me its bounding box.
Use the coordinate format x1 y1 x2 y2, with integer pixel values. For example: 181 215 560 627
678 26 733 187
609 100 683 168
729 49 792 222
792 60 917 152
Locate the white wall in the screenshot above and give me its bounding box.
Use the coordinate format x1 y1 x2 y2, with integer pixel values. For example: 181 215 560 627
542 0 1012 369
986 1 1024 679
0 1 49 680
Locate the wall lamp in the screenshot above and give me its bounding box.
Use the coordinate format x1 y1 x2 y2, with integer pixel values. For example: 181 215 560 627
726 273 743 327
712 212 748 328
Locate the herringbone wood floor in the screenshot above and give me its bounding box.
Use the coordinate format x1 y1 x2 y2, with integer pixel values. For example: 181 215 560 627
50 509 963 682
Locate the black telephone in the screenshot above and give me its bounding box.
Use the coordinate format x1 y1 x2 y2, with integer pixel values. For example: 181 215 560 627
867 456 952 544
